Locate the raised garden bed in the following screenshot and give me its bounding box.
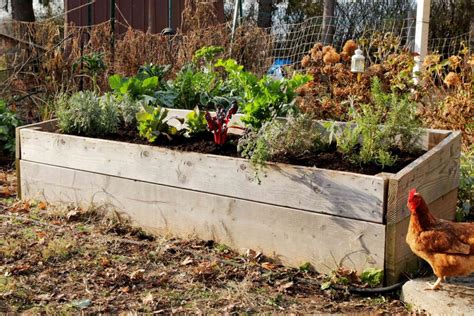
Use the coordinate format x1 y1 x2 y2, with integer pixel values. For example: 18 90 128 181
16 109 461 284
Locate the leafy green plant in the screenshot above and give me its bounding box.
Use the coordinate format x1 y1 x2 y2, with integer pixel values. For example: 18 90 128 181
109 66 176 107
216 58 312 128
336 78 421 167
136 105 181 143
193 46 224 67
238 113 328 169
73 52 107 91
185 106 207 136
360 268 383 287
57 91 119 137
0 99 21 157
456 148 474 221
137 63 171 82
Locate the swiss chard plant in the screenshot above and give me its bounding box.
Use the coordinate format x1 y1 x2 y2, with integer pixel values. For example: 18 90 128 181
136 105 182 143
0 99 21 157
205 101 238 145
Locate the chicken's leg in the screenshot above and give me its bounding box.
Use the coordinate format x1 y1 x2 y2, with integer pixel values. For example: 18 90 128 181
425 277 443 290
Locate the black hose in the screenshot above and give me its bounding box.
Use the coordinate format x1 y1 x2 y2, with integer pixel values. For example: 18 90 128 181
295 277 407 296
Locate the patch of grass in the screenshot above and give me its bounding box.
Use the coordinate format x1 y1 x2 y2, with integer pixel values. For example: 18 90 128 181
215 243 231 253
0 238 21 258
42 237 79 262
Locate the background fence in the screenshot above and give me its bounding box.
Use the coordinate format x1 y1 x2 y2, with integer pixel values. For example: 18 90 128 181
0 0 471 123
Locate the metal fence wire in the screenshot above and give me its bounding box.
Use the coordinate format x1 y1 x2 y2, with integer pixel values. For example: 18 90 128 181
0 11 471 79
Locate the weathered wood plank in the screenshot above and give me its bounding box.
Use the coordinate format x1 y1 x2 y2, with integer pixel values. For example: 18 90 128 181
385 188 457 284
20 160 386 274
386 131 461 224
20 128 386 223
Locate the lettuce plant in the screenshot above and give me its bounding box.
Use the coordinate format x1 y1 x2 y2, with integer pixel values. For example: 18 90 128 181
185 106 207 136
205 102 238 145
136 105 180 143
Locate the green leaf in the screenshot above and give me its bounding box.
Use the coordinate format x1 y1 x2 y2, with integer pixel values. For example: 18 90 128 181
360 268 383 287
320 281 332 290
108 74 123 91
142 76 159 91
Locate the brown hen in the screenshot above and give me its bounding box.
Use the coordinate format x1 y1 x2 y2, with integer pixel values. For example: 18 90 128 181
406 188 474 290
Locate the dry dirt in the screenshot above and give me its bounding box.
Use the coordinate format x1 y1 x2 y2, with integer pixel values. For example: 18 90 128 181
1 168 410 314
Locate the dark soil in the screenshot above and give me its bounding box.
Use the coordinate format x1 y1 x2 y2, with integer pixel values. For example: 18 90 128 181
103 128 423 176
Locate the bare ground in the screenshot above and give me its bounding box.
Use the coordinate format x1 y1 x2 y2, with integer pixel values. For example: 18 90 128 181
0 169 410 314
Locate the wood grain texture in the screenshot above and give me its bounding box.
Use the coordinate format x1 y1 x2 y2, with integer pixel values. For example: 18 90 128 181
20 127 386 223
386 131 461 225
20 160 385 274
385 188 458 284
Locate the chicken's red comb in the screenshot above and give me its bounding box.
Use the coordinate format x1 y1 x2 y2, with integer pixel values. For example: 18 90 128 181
408 188 417 202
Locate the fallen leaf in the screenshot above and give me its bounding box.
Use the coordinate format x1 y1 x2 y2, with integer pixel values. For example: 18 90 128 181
38 201 47 210
36 231 47 238
99 257 111 267
142 292 154 305
34 293 53 301
10 264 31 275
130 269 145 281
180 256 194 266
71 299 91 310
278 281 294 292
261 262 277 270
120 286 130 293
66 210 79 221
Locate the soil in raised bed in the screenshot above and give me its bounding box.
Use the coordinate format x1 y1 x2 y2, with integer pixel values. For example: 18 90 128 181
101 127 424 176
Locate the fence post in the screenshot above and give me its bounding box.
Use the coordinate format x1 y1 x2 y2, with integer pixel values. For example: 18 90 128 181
110 0 116 65
413 0 431 82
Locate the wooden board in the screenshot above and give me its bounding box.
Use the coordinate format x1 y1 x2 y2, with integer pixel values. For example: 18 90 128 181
19 126 386 223
386 131 461 225
20 160 386 274
385 188 458 284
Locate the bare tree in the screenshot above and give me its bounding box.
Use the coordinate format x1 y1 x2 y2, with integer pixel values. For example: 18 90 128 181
257 0 274 28
322 0 335 44
11 0 35 22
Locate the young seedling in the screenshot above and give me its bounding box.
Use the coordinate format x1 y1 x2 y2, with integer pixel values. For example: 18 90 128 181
205 101 238 145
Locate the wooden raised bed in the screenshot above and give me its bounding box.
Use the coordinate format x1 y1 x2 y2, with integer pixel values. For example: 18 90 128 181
16 110 461 284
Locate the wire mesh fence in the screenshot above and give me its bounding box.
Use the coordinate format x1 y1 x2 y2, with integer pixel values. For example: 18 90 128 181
0 9 471 109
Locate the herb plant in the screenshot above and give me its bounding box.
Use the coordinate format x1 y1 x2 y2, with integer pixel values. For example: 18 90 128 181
57 91 119 137
0 99 21 156
238 113 328 169
205 102 238 145
336 78 421 167
136 105 180 143
185 106 207 136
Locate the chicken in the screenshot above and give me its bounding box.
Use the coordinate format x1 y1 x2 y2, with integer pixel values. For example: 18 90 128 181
406 188 474 290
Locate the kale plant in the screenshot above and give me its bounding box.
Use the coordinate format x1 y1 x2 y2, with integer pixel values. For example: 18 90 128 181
57 91 119 137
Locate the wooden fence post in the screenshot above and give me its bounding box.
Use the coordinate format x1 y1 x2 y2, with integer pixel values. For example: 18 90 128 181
413 0 431 82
